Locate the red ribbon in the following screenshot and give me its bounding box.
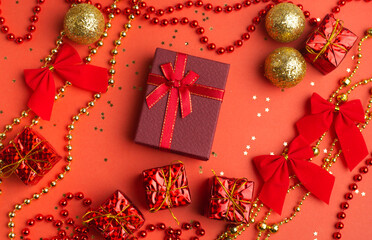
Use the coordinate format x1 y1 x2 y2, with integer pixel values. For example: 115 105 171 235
296 93 368 171
146 53 225 149
253 136 335 215
24 43 109 120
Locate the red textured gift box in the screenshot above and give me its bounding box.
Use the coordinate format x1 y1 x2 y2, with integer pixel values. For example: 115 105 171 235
135 48 230 160
84 190 145 240
142 163 191 212
303 14 358 75
0 127 61 185
207 175 254 223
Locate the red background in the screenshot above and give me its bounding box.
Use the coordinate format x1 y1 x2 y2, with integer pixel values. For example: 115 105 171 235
0 0 371 239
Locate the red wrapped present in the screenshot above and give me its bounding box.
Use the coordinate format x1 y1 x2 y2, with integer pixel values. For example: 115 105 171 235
135 48 229 160
303 14 357 74
0 127 61 185
83 190 145 240
207 173 254 223
142 163 191 222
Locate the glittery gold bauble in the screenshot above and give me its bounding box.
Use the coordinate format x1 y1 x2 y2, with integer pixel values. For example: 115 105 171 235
63 3 105 45
265 3 305 43
264 47 306 88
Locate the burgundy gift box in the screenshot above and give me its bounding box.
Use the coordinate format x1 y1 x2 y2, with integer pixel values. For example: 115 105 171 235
142 163 191 212
135 48 230 160
207 175 254 223
302 14 357 74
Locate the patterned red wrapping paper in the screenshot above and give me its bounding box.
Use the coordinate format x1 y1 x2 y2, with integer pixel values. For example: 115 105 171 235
135 48 229 160
0 127 61 185
84 190 145 240
207 175 254 223
303 14 357 74
142 163 191 212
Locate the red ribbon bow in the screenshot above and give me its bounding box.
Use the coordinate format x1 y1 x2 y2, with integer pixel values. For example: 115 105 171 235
24 43 108 120
253 136 335 214
296 93 368 171
146 53 225 149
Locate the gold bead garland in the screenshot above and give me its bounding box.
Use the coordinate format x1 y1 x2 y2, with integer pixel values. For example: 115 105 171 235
0 1 141 238
216 29 372 240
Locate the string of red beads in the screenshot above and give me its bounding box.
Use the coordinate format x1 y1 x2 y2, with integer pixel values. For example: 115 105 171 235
0 0 47 44
332 157 371 239
21 192 92 240
128 220 206 240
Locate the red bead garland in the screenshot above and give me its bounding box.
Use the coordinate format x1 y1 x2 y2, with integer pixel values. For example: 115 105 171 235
21 192 92 239
332 157 371 239
0 0 47 44
126 220 206 240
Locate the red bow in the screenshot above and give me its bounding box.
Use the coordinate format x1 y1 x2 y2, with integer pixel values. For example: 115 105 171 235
296 93 368 171
146 53 225 149
24 43 108 120
253 136 335 214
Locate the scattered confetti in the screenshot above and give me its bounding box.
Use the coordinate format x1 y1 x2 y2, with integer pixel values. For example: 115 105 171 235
316 18 321 21
265 108 269 112
346 68 351 73
270 152 274 155
220 171 224 176
246 145 251 150
266 97 270 102
323 149 328 153
355 189 359 194
104 158 108 162
252 95 257 100
283 142 288 146
313 232 318 236
251 136 256 140
185 42 189 46
257 113 261 117
310 82 315 86
212 152 217 157
243 151 248 156
361 192 366 197
199 166 203 174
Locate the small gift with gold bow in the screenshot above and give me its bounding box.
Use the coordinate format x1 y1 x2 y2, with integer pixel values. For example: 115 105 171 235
207 172 254 223
142 162 191 224
83 190 145 240
303 14 357 74
0 127 61 185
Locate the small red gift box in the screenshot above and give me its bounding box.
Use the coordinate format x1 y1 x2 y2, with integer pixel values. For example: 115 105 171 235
0 127 61 185
207 174 254 223
135 48 230 160
303 14 357 74
142 163 191 216
83 190 145 240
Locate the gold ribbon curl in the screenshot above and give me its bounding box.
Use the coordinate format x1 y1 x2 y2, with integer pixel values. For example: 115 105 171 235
146 162 188 225
211 170 251 223
0 140 52 178
82 204 142 236
305 19 348 62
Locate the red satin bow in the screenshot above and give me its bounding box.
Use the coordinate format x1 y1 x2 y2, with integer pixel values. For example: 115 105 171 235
296 93 368 171
253 136 335 214
146 53 225 149
24 43 108 120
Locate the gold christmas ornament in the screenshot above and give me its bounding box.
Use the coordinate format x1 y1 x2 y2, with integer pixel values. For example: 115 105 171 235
63 3 105 45
264 47 306 88
265 3 305 43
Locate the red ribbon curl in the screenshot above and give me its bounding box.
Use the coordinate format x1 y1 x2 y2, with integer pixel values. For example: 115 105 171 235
146 53 225 149
296 93 368 171
253 136 335 215
24 43 108 120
